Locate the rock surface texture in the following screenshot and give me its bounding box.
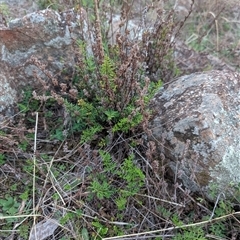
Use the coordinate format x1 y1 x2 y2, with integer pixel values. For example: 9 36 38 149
149 70 240 200
0 8 88 120
0 0 39 19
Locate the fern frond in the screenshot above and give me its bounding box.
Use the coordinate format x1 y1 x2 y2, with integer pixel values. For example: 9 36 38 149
100 55 116 79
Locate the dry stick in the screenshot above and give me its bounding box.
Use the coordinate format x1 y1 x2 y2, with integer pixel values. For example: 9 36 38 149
0 214 40 220
132 192 184 207
37 140 67 208
177 186 211 214
209 11 219 54
32 111 38 239
94 0 104 63
197 6 224 45
102 211 240 240
0 124 40 234
209 192 225 220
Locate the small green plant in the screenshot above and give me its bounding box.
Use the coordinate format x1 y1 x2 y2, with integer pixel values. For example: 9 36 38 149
0 3 9 18
100 150 117 173
207 199 232 237
37 0 60 10
0 153 5 165
50 128 65 141
171 213 184 227
171 214 207 240
157 205 172 220
209 222 226 238
22 159 34 174
0 195 20 223
19 223 30 239
115 196 127 211
60 209 82 225
18 87 39 113
88 151 145 211
19 140 29 152
92 220 109 239
80 125 103 144
117 154 145 195
19 190 29 201
89 178 114 200
173 227 207 240
81 227 90 240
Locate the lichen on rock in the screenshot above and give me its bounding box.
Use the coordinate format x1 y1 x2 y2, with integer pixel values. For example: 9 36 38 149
149 70 240 200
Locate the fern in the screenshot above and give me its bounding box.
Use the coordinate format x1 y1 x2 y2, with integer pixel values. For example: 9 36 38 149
100 55 117 92
112 113 143 133
117 154 145 194
80 125 103 144
100 55 116 79
99 150 117 174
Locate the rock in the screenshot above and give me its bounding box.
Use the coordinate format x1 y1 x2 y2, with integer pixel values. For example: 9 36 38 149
174 40 236 75
149 70 240 200
0 0 39 19
0 8 88 121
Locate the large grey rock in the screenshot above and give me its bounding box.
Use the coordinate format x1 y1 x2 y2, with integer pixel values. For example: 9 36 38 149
149 70 240 200
0 8 88 120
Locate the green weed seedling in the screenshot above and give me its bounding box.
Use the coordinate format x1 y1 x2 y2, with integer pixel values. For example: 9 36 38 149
60 209 82 226
157 205 172 220
19 140 29 152
92 220 108 239
208 199 232 237
89 178 114 200
173 227 207 240
88 151 145 212
0 153 5 166
100 150 117 174
19 223 30 239
50 128 65 141
18 87 39 113
117 154 145 195
171 214 206 240
22 159 35 175
171 213 184 227
0 195 20 224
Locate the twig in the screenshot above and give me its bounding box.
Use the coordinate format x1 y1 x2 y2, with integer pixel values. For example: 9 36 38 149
31 112 38 239
102 211 240 240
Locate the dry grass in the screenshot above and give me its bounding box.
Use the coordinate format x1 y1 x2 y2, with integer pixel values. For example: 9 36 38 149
175 0 240 70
